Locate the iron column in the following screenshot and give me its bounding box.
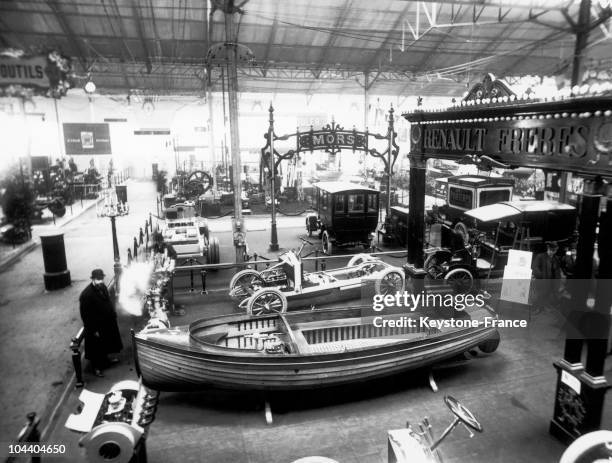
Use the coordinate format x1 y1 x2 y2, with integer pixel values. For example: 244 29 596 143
268 104 279 251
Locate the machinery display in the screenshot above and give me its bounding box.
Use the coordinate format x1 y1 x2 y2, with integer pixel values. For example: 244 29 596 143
170 170 213 201
65 380 159 463
229 239 405 314
306 182 380 255
132 304 500 392
160 202 220 264
31 160 74 218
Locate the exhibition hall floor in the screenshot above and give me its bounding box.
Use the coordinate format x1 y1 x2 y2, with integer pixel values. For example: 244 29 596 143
1 180 610 462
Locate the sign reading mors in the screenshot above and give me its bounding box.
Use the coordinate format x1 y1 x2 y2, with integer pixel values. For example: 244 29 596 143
298 130 367 152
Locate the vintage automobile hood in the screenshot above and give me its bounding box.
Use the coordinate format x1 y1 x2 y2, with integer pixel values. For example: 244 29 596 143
464 203 522 222
465 200 575 223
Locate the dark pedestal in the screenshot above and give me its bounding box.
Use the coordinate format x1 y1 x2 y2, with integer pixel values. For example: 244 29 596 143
43 270 72 291
403 264 427 294
40 230 71 290
550 360 609 445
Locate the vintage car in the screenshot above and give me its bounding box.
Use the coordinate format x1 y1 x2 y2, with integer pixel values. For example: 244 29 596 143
434 175 514 225
380 205 409 246
161 202 220 264
424 200 577 291
229 239 404 315
306 182 380 255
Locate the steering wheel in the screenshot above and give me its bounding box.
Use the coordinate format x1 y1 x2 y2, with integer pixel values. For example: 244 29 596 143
444 395 483 432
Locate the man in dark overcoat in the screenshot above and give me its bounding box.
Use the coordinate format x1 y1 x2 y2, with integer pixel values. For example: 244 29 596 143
79 268 123 377
531 241 562 310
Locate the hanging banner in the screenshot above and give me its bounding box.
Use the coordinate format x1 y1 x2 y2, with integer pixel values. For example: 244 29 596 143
63 123 112 155
0 50 73 98
0 55 47 87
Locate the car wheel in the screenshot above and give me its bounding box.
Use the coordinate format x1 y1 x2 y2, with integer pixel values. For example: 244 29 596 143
207 236 220 264
229 270 264 300
322 231 332 255
247 288 288 316
375 268 405 296
444 267 474 294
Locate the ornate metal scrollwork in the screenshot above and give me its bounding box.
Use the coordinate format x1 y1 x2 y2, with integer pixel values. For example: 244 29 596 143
463 73 516 102
261 106 399 175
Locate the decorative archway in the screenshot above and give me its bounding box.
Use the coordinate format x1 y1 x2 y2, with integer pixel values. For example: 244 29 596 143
261 104 399 250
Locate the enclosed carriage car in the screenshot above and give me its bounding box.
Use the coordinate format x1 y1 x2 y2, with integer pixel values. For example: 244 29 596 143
306 182 380 255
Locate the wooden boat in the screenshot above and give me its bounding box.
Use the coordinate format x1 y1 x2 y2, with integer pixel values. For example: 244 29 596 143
132 305 501 391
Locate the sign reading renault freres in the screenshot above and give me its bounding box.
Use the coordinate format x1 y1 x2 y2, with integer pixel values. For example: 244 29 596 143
63 123 112 155
405 96 612 177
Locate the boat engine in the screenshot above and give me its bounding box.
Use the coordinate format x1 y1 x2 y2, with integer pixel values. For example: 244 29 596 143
142 262 173 331
142 287 170 330
65 380 159 463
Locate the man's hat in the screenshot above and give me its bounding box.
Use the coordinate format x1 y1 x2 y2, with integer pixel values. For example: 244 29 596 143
546 241 559 250
91 268 106 279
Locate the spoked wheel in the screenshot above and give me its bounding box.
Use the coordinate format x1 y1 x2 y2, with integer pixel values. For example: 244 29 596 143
375 268 405 296
247 288 288 316
348 253 376 267
322 231 332 255
229 270 264 299
444 267 474 294
187 170 213 186
424 253 446 279
454 221 470 246
207 236 220 264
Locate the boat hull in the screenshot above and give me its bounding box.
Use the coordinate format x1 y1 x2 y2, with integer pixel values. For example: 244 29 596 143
133 308 499 391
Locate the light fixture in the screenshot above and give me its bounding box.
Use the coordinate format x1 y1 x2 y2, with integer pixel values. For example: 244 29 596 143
84 80 96 94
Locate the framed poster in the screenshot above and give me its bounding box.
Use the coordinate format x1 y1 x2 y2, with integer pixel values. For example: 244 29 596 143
63 123 112 155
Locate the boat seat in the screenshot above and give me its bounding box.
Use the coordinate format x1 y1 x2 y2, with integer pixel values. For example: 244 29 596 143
301 337 404 354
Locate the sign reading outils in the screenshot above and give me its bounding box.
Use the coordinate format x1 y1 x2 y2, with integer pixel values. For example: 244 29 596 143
0 51 72 98
63 123 112 155
0 55 47 88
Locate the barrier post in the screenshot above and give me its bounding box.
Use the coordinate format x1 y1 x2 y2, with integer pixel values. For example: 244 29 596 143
200 270 208 294
70 327 85 388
